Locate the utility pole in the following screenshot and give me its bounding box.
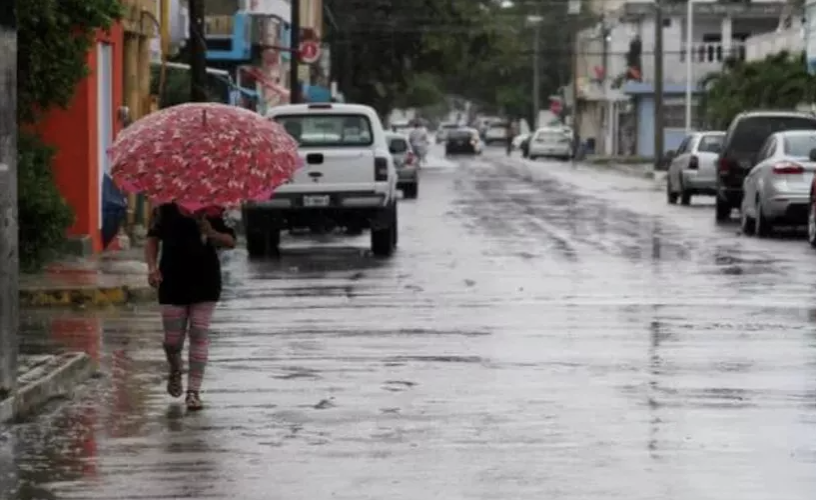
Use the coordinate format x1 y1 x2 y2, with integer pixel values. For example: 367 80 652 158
0 5 18 399
569 0 582 159
289 0 301 104
188 0 208 102
601 17 611 155
653 0 665 169
531 15 542 129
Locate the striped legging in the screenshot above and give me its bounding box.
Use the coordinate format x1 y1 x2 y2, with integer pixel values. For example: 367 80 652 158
160 302 216 392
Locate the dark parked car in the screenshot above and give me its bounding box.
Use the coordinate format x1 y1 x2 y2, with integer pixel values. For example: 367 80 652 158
715 110 816 222
445 128 482 155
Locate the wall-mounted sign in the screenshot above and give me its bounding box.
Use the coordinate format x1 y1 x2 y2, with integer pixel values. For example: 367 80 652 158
299 40 321 64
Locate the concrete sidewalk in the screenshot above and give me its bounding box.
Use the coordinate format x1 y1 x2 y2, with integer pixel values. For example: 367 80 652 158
581 157 668 184
0 353 94 423
19 248 156 307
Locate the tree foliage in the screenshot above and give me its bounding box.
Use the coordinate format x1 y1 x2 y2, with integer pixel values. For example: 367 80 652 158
17 0 122 124
17 133 74 272
700 51 816 129
326 0 589 123
325 0 502 115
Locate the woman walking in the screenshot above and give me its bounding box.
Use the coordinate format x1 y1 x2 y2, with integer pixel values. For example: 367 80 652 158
145 203 236 411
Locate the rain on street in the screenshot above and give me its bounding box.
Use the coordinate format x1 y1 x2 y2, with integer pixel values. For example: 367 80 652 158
5 147 816 500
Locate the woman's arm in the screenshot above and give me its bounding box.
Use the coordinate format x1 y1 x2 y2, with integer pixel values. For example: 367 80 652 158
204 216 236 248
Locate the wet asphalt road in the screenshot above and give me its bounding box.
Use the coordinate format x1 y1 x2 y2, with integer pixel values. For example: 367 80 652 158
5 146 816 499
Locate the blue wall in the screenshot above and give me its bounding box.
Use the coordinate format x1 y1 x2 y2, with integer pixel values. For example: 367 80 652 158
635 96 686 157
624 82 696 157
205 12 251 61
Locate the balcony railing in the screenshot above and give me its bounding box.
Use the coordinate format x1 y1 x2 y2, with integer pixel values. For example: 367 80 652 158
679 41 746 63
639 41 746 85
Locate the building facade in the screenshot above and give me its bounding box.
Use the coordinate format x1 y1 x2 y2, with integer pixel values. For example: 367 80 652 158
203 0 330 111
36 26 126 253
575 0 787 157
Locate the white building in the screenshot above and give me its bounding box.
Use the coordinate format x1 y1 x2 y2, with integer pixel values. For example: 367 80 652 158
573 0 786 157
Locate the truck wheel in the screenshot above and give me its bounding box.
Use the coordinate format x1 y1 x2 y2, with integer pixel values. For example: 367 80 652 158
371 204 397 257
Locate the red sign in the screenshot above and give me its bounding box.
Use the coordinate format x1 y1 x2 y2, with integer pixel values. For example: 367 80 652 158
299 40 321 64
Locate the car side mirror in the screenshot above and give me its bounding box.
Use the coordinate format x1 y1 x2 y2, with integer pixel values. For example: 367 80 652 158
664 150 676 162
809 148 816 162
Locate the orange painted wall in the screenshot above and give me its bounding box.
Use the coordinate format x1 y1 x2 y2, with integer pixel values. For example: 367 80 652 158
36 25 125 252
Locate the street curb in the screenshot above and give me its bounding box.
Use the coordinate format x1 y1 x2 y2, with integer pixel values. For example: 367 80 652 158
19 285 156 307
0 352 94 423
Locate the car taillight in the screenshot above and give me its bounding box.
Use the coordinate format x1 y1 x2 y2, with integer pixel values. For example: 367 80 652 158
688 155 699 169
405 152 416 167
375 156 389 181
772 161 805 175
718 156 734 174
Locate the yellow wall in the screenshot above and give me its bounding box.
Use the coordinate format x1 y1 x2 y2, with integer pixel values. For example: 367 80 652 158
301 0 323 35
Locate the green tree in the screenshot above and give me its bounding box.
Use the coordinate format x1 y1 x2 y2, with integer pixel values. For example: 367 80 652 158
325 0 590 124
700 51 816 129
16 0 122 270
18 0 122 124
324 0 501 115
392 73 445 110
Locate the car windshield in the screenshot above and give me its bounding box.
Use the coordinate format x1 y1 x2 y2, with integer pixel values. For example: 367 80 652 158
783 134 816 157
442 124 458 129
389 138 409 154
731 116 816 154
697 134 724 153
449 130 472 139
275 114 373 147
490 123 507 130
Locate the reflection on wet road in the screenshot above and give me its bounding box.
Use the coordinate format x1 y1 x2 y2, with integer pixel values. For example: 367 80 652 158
5 149 816 499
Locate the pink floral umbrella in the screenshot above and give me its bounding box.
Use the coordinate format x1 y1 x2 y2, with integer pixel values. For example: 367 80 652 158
109 102 301 213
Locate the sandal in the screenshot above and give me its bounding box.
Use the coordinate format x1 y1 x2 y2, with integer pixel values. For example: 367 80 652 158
167 369 183 398
185 390 203 411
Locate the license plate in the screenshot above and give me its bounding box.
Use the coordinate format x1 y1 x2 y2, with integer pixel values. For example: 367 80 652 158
303 195 330 207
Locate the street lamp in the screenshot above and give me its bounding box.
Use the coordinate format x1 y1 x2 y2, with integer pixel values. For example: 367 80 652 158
528 15 544 129
684 0 698 133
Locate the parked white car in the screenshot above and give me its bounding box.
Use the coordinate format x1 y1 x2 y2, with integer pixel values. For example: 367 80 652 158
666 131 724 205
484 122 509 145
385 132 420 199
740 129 816 237
527 127 572 160
244 103 399 257
436 122 459 143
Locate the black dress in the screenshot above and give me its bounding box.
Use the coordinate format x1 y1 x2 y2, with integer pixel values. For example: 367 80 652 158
147 204 235 306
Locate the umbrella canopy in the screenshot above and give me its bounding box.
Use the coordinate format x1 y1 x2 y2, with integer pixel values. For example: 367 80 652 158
109 102 300 212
